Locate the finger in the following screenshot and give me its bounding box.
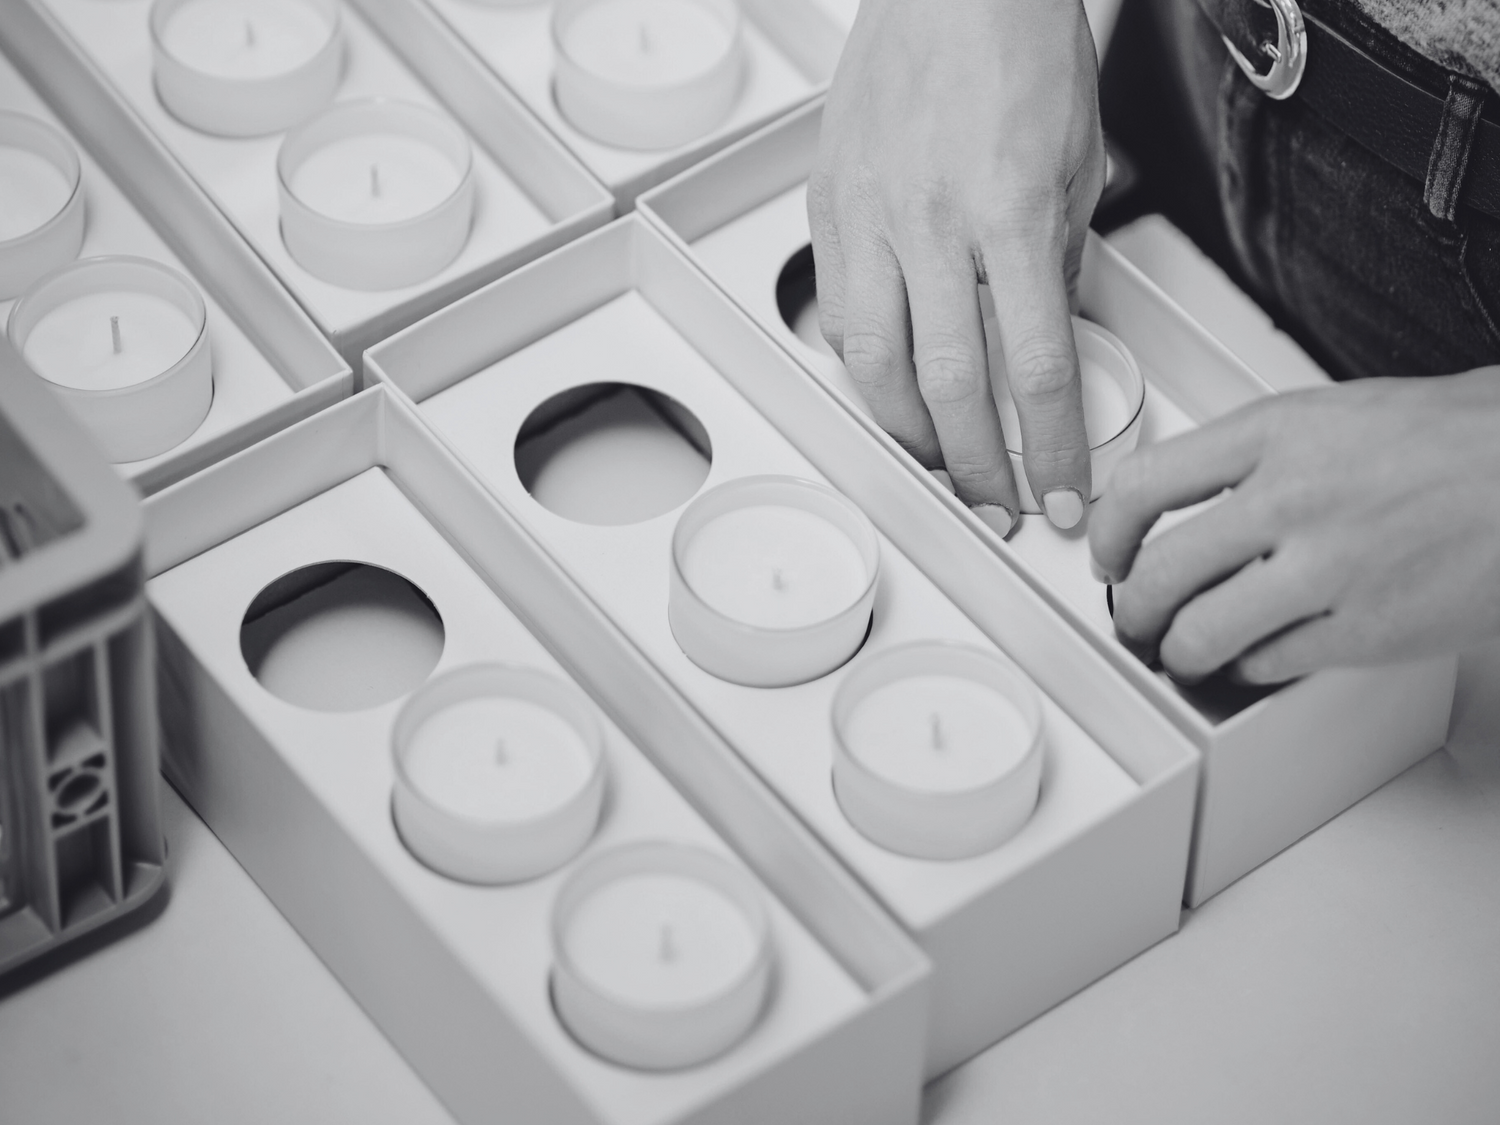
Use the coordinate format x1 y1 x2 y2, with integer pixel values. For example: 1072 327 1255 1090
1231 613 1341 685
807 168 848 354
1110 492 1279 656
900 240 1022 528
1089 404 1272 583
1063 141 1105 313
1158 555 1331 682
838 232 945 469
980 210 1091 529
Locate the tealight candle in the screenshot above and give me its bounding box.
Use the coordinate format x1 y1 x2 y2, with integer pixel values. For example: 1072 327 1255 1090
552 0 745 151
392 664 606 884
0 113 85 300
832 642 1045 860
150 0 343 137
669 475 879 688
551 842 772 1069
7 256 212 463
278 99 476 290
985 316 1145 513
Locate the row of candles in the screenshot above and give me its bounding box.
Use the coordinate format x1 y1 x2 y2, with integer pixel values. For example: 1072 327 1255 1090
0 0 753 456
156 0 747 150
385 475 1046 1069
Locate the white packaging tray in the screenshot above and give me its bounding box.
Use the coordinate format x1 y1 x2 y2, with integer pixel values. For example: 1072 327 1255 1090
0 10 351 496
142 385 929 1125
419 0 850 207
29 0 614 369
636 100 1460 906
365 215 1198 1077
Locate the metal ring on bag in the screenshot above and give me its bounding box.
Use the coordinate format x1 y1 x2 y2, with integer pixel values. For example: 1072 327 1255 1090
1223 0 1307 100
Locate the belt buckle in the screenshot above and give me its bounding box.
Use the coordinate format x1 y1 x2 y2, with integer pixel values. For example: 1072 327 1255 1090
1224 0 1307 100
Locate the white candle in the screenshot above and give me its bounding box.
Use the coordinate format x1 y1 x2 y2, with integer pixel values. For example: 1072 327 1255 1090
552 0 744 151
278 100 476 290
681 505 869 629
151 0 342 137
392 664 606 884
832 642 1045 860
289 135 464 225
552 842 772 1069
983 316 1145 513
0 113 85 300
669 476 879 688
7 256 213 463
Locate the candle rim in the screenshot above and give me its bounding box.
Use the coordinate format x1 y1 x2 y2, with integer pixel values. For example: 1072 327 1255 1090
276 97 476 233
391 661 607 832
0 111 84 250
670 474 880 637
6 254 209 400
550 0 744 94
149 0 344 86
994 316 1146 456
551 840 772 1015
830 640 1046 801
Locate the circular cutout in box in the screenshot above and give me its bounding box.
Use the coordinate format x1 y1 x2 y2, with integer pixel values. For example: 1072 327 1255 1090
241 561 444 712
775 244 840 365
515 383 712 526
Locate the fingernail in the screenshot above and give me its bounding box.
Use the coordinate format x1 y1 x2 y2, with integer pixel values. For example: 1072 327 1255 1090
968 502 1016 538
929 468 956 495
1042 488 1085 529
1089 556 1113 584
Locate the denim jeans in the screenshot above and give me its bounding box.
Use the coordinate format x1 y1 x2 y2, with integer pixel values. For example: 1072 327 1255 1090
1100 0 1500 382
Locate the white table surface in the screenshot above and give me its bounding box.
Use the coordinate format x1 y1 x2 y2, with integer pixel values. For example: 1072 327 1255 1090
3 638 1497 1125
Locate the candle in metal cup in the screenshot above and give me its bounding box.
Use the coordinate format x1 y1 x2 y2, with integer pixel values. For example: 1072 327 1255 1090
0 113 85 300
151 0 343 137
278 100 476 290
552 0 744 151
392 664 606 884
7 256 213 463
832 642 1045 860
551 842 772 1069
668 475 879 688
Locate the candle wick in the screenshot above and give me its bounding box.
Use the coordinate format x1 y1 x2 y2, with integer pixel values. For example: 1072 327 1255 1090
639 23 650 53
930 714 944 751
771 568 785 591
659 924 676 963
110 316 121 356
245 19 255 48
494 738 508 766
370 163 381 199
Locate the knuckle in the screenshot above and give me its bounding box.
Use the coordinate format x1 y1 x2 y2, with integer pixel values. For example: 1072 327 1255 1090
1005 338 1077 402
841 329 905 379
915 342 985 404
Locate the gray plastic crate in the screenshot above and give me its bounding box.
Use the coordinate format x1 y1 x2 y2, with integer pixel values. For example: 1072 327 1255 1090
0 334 164 978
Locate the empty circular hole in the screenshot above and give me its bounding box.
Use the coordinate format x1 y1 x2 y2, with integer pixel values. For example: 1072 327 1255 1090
241 562 445 713
776 245 837 361
515 383 712 526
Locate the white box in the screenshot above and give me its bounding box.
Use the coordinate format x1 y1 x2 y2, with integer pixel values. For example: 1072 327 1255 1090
419 0 852 208
28 0 614 368
636 100 1460 906
366 215 1198 1076
143 385 929 1125
0 12 351 495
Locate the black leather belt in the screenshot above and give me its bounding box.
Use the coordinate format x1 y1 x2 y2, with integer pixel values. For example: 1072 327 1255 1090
1195 0 1500 220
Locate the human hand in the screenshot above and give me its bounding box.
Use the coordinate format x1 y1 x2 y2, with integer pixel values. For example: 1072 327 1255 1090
1089 369 1500 683
809 0 1105 532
